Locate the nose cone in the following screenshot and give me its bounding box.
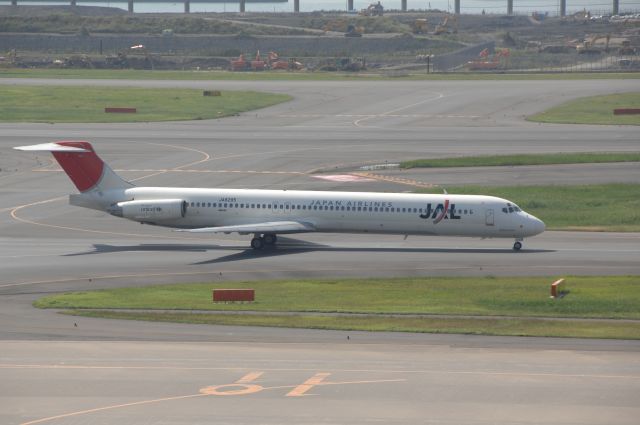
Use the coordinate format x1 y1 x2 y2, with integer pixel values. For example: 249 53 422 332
530 215 545 236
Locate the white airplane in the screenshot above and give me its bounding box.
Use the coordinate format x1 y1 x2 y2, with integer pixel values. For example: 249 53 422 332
15 141 545 251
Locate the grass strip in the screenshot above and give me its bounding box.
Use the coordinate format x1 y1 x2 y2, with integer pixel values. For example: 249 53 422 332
34 276 640 319
400 152 640 169
0 85 290 123
2 68 640 81
61 310 640 340
528 92 640 125
417 183 640 232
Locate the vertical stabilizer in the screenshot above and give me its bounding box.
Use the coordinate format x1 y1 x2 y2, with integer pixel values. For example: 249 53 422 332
14 141 134 193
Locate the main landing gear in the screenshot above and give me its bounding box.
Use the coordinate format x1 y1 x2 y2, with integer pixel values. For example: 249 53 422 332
251 233 278 250
513 239 523 251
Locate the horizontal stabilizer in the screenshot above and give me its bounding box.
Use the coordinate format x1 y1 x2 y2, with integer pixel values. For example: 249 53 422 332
14 142 90 153
177 221 316 235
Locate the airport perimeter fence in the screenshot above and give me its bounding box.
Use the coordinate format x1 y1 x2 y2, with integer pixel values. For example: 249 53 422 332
510 54 640 73
429 43 639 74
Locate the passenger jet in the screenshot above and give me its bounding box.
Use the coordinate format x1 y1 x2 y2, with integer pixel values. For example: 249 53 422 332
15 141 545 251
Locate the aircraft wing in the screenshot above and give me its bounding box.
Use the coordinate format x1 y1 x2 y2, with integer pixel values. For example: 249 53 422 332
176 221 316 235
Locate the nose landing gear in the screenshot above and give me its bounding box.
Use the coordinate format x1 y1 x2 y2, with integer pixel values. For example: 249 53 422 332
513 239 523 251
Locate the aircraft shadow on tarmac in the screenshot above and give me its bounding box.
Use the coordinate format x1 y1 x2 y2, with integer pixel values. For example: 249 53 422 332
62 240 554 264
64 243 223 256
193 244 555 265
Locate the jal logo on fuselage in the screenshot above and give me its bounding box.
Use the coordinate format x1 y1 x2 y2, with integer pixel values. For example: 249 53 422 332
419 199 460 224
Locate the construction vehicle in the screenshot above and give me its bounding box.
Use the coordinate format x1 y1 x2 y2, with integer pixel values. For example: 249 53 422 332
266 52 304 71
619 40 636 55
250 51 266 71
230 54 248 71
577 33 610 54
360 2 383 16
230 51 266 71
434 14 458 35
466 48 510 71
411 19 429 34
129 44 154 70
287 58 304 70
232 51 301 71
345 24 364 37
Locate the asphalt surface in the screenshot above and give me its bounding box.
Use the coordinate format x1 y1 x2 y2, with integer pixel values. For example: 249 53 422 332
370 162 640 187
1 78 639 425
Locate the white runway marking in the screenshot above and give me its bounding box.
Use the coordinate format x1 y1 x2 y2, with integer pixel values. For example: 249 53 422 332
279 114 479 118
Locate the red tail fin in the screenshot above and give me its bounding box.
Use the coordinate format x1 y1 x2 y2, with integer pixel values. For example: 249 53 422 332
14 141 132 193
51 141 104 192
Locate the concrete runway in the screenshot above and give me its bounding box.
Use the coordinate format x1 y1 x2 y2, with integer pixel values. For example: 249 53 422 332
1 78 639 424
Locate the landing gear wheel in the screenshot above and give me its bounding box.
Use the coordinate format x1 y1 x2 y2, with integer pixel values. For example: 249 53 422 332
513 241 522 251
263 234 277 245
251 237 264 250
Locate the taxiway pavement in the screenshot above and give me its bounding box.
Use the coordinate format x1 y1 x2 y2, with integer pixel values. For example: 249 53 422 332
1 78 639 425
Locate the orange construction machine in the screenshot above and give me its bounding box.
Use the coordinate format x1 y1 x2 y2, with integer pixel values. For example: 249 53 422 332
266 52 304 70
466 48 510 70
230 51 266 71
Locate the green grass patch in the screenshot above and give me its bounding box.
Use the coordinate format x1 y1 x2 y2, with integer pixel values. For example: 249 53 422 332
417 184 640 232
400 152 640 169
35 275 640 339
34 275 640 319
2 68 640 81
0 85 290 123
61 310 640 340
528 92 640 125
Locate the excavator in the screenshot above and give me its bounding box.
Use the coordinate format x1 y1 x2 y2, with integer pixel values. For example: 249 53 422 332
434 14 458 35
576 33 610 54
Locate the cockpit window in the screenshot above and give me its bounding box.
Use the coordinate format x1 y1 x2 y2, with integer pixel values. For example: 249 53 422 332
503 204 522 214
